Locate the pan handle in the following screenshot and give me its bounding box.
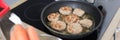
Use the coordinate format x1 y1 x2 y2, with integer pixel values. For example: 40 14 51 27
55 0 85 2
86 0 95 3
0 0 10 18
55 0 95 3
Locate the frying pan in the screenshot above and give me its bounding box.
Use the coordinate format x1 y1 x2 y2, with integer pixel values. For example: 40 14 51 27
41 1 103 39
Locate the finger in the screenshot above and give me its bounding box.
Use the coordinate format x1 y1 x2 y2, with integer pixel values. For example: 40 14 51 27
10 30 16 40
27 26 40 40
14 24 29 40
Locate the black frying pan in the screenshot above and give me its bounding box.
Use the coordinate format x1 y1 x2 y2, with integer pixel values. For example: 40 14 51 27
41 1 103 39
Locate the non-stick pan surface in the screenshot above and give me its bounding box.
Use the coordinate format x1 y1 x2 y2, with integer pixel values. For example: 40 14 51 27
41 1 103 39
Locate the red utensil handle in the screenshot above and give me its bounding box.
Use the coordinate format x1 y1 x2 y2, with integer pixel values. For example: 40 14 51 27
0 0 10 18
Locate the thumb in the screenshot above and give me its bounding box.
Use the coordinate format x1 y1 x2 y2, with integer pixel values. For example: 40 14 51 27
27 26 40 40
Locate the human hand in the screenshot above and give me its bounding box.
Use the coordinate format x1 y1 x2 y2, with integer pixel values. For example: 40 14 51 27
10 24 40 40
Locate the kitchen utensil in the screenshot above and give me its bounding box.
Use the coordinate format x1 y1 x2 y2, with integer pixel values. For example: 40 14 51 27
9 13 62 40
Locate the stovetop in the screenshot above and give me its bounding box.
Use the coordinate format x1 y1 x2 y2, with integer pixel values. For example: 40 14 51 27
12 0 54 35
11 0 105 40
